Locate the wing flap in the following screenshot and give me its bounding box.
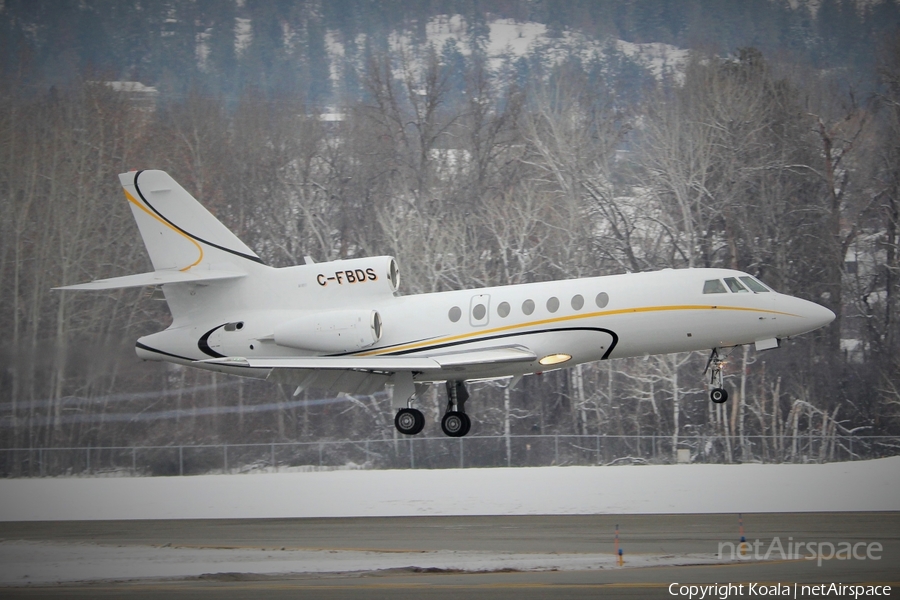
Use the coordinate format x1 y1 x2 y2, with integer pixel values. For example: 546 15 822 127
54 269 246 291
197 356 443 371
429 345 537 367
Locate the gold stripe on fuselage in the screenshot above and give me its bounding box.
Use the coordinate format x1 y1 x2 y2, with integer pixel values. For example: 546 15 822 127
357 304 800 357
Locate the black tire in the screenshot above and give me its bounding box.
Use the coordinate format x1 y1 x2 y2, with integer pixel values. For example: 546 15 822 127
395 408 425 435
710 388 729 404
459 413 471 437
441 411 468 437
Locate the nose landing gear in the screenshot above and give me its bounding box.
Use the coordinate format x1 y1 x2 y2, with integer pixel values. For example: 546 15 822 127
705 348 730 404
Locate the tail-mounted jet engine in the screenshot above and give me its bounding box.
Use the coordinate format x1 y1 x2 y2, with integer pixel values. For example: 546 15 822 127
274 309 383 353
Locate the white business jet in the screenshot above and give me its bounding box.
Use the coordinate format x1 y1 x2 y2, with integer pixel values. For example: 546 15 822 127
57 170 836 437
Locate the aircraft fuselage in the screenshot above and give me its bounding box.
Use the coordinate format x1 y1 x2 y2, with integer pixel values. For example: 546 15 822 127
136 264 834 384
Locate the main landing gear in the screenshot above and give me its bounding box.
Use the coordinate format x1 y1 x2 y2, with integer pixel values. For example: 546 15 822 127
394 407 425 435
392 380 472 437
441 381 471 437
704 348 729 404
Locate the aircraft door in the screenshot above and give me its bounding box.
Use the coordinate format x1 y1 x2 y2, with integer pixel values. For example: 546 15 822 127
470 294 490 327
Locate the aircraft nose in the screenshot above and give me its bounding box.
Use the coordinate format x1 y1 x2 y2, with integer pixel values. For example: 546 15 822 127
807 301 836 329
796 298 836 332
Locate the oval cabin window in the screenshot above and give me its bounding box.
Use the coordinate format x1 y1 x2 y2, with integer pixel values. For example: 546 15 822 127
547 297 560 313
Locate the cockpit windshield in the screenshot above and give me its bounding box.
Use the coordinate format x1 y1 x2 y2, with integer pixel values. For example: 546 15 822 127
724 277 748 293
703 276 773 294
739 276 770 292
703 279 727 294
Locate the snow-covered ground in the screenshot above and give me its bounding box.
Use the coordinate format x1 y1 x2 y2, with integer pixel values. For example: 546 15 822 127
1 459 897 586
0 541 725 586
2 458 897 522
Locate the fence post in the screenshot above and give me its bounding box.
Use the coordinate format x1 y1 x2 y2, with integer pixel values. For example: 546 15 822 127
223 445 228 473
554 434 559 464
318 442 323 467
271 442 276 472
86 446 91 475
39 448 44 477
132 447 136 475
460 438 464 469
179 446 184 476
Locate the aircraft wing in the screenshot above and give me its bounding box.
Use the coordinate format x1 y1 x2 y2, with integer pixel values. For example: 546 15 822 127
198 345 537 372
54 269 246 291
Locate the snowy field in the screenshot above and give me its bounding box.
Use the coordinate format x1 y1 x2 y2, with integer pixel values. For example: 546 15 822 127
1 459 897 586
0 541 728 585
2 458 898 522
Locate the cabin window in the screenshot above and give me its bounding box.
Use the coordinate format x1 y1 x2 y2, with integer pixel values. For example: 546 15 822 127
703 279 727 294
571 294 584 310
448 306 462 322
740 276 770 293
596 292 609 308
724 277 749 293
522 299 535 315
472 303 486 320
547 297 560 313
497 301 511 318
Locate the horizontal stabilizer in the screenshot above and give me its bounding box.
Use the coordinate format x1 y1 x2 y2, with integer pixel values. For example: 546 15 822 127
54 269 246 291
196 345 537 373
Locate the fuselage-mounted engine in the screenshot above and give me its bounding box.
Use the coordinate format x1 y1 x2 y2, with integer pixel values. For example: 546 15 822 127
274 309 383 353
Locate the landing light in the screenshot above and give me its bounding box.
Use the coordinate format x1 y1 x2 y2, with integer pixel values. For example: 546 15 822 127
539 353 572 366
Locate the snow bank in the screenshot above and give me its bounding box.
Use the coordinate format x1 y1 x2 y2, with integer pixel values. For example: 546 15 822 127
2 458 897 522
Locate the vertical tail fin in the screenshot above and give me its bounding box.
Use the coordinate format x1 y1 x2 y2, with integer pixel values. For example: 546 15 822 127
120 169 264 272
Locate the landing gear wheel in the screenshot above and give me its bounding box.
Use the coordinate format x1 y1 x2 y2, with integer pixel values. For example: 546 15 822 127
710 388 729 404
394 408 425 435
441 411 471 437
459 413 471 436
704 348 731 405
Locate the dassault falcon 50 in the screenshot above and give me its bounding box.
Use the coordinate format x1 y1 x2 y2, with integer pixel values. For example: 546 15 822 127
57 170 836 437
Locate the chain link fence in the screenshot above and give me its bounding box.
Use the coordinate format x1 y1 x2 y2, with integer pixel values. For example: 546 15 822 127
2 434 899 478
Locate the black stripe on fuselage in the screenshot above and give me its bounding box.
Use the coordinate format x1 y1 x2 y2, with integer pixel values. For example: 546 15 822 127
198 324 227 358
133 170 266 265
135 341 196 362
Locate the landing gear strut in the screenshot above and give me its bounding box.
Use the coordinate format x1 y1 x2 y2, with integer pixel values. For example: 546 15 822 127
704 348 730 404
441 381 471 437
391 372 424 435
